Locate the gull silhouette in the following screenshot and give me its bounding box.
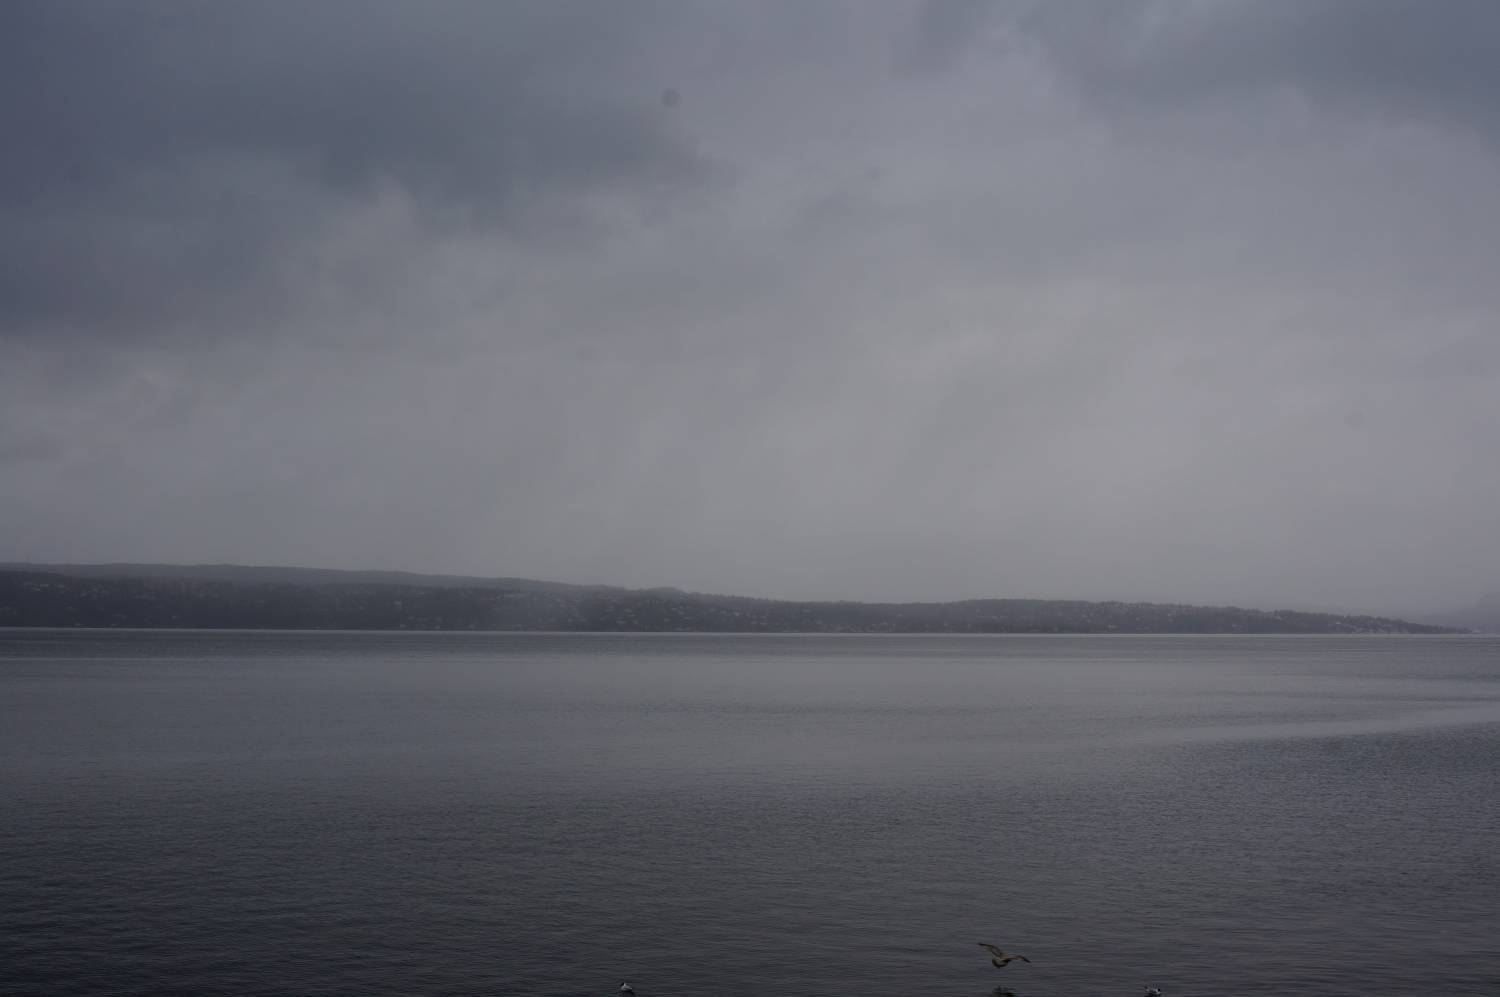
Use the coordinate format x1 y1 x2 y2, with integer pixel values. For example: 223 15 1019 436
1143 987 1162 997
977 944 1031 969
619 984 634 995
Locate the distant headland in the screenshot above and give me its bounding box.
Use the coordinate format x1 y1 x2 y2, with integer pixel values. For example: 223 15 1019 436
0 563 1464 634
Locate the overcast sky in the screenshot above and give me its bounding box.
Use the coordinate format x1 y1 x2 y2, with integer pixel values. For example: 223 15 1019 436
4 1 1499 614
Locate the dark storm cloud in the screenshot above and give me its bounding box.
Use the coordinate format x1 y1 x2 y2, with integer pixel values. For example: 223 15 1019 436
1023 0 1500 140
0 1 711 340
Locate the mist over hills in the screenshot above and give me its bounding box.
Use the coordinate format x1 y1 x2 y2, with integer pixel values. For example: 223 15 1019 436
0 563 1464 634
1413 593 1500 634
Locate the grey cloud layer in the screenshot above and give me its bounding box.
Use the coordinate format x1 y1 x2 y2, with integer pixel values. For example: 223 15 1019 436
2 1 712 339
3 1 1498 614
1025 0 1500 138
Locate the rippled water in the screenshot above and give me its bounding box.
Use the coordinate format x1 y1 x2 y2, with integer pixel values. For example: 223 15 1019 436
3 630 1498 997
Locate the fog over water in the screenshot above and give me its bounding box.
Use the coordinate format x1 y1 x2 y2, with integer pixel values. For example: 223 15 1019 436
4 3 1500 615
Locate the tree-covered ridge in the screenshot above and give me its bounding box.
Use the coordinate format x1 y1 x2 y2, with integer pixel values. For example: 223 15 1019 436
0 569 1457 633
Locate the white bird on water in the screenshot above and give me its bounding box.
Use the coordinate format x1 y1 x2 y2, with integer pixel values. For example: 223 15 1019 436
1143 986 1162 996
619 984 635 995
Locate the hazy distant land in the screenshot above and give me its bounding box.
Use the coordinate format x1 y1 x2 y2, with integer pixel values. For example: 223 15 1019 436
0 564 1467 633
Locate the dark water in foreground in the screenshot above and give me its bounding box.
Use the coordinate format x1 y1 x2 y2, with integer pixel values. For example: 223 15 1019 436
3 631 1498 997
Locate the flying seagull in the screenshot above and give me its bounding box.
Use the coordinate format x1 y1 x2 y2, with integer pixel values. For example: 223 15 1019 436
1143 987 1162 997
619 984 635 995
977 944 1031 969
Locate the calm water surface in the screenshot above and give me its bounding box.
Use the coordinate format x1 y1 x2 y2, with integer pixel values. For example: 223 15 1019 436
3 631 1498 997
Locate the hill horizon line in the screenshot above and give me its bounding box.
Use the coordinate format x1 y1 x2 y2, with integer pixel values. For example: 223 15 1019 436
0 560 1476 629
0 558 1430 612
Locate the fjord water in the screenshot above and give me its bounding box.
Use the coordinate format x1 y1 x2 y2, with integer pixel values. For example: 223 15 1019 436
3 632 1497 997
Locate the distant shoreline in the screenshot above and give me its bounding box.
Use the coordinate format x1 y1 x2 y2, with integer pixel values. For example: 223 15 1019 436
0 627 1483 637
0 564 1463 635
